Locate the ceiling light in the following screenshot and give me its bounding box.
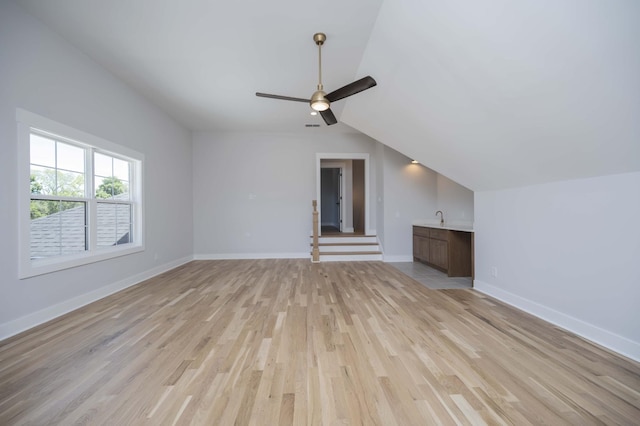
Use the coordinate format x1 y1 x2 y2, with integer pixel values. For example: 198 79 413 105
310 110 318 116
411 160 419 164
310 90 330 111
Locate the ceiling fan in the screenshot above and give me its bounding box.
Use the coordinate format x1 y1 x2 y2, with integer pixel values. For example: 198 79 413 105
256 33 377 126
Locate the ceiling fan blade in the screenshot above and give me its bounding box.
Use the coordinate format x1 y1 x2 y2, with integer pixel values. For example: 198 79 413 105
326 76 377 103
256 92 310 103
320 108 338 126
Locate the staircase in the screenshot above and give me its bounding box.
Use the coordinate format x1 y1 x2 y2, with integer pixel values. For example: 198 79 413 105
310 199 382 262
311 234 383 262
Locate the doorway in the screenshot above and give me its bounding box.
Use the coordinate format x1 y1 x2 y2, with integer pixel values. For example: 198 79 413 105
316 153 370 236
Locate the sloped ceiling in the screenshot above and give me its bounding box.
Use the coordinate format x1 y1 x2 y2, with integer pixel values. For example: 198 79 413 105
342 0 640 190
15 0 640 191
16 0 383 133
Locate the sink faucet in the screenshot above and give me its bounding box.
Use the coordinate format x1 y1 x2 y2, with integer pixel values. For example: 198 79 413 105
436 210 444 226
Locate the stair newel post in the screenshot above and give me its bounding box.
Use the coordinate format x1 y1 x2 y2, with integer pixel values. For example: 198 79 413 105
312 200 320 262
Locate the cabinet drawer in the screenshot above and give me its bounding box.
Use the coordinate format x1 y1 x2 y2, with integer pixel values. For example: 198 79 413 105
429 228 448 241
413 226 430 237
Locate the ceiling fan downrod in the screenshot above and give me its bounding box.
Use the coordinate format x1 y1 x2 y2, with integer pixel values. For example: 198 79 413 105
310 33 329 111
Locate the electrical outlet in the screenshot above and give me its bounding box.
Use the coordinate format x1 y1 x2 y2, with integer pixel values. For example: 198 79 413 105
491 266 498 278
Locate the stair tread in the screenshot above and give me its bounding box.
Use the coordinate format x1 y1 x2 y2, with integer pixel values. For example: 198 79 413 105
311 235 377 238
310 234 381 261
311 242 379 246
317 251 383 255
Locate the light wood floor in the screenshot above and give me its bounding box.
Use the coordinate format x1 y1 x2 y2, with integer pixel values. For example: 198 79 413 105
1 260 639 425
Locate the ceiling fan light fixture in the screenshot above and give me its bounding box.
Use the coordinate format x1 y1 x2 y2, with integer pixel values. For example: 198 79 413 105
310 90 330 111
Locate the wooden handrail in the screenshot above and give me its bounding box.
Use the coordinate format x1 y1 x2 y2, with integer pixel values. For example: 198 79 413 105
312 200 320 262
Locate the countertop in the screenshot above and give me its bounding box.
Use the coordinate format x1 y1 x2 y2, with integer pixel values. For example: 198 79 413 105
412 221 474 232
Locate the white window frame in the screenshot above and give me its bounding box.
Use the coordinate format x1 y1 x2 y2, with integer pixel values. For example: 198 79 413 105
17 109 144 279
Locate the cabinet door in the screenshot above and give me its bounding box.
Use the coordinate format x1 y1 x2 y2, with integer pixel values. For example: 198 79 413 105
413 235 420 260
429 239 448 270
420 236 429 261
413 235 429 262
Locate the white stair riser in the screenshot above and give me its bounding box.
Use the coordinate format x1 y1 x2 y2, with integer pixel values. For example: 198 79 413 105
318 245 380 253
317 237 377 244
310 235 382 262
318 254 383 262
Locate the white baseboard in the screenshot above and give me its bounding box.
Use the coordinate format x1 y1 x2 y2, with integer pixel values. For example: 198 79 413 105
194 252 309 260
0 255 194 342
474 280 640 362
383 255 413 262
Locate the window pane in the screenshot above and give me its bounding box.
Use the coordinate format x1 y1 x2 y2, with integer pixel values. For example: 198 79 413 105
119 180 130 200
57 170 85 197
30 200 86 258
97 203 132 246
60 227 88 255
116 229 132 244
30 199 59 220
113 158 130 181
94 152 112 177
116 204 132 244
97 203 116 247
30 134 56 168
94 153 131 200
57 142 85 173
116 204 131 223
30 165 56 195
30 136 85 197
95 176 128 199
31 222 61 259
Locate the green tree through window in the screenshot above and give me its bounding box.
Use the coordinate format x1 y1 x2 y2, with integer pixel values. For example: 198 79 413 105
96 176 126 199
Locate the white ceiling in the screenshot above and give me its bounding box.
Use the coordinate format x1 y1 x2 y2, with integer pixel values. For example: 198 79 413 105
16 0 383 133
15 0 640 191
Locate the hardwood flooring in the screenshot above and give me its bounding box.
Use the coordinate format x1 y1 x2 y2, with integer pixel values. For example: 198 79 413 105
1 259 639 425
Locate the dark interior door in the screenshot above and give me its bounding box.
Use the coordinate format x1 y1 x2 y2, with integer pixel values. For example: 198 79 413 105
320 168 341 231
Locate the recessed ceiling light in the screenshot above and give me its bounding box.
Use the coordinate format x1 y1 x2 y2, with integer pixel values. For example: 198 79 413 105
411 160 419 164
310 111 318 116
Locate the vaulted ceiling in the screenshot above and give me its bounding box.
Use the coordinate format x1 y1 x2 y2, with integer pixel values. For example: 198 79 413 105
16 0 640 191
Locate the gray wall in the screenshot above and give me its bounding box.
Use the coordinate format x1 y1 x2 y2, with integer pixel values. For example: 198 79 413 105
475 171 640 361
0 2 193 337
192 131 379 257
380 146 473 261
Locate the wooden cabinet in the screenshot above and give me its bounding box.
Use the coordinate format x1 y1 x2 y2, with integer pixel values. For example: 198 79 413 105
428 239 448 270
412 226 430 263
412 226 473 277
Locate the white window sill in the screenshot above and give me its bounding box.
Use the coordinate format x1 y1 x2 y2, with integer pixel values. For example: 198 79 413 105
19 244 144 279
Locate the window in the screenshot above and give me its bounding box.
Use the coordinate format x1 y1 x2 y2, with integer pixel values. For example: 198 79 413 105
18 110 144 278
94 152 133 247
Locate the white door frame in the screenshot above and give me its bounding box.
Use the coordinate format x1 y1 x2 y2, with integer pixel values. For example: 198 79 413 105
316 153 371 236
